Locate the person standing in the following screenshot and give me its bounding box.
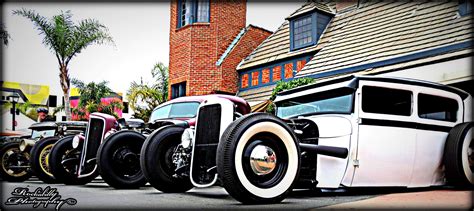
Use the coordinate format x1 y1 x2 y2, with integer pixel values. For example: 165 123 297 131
36 107 55 122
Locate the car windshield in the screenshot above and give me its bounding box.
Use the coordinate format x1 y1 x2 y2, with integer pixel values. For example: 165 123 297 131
31 129 56 139
276 88 354 119
150 102 200 122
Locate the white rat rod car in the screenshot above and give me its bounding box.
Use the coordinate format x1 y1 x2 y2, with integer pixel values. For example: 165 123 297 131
143 75 472 204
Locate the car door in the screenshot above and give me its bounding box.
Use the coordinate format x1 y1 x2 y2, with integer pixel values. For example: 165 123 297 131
407 88 463 187
351 81 416 187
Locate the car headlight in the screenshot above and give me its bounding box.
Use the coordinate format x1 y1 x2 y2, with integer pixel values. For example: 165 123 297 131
72 135 82 149
19 140 27 151
181 128 194 149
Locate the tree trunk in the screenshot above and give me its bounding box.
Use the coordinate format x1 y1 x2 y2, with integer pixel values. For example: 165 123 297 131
59 64 71 120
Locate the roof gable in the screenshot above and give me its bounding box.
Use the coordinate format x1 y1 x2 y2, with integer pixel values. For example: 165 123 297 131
298 1 473 78
237 1 334 70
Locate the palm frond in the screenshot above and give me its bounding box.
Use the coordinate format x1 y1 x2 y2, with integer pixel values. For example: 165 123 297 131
1 23 10 45
65 18 114 65
13 8 62 63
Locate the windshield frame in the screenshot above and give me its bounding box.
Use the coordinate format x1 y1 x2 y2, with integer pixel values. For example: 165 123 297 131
31 129 57 139
150 101 201 122
275 87 355 119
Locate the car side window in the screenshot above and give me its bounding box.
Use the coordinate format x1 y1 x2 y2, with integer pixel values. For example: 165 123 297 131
418 93 458 122
362 86 412 116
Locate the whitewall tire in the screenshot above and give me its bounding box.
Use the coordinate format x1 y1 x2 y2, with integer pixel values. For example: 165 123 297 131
444 122 474 186
217 113 300 204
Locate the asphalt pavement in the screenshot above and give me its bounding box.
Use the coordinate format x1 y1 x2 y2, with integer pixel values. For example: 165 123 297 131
1 178 471 210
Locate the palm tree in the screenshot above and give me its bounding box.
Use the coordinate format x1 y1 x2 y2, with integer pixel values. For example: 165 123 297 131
71 79 123 120
151 62 169 102
1 23 9 45
13 9 114 120
127 62 169 122
71 79 112 108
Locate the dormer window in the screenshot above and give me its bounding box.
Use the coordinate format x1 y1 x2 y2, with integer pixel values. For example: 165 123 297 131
290 12 332 51
178 0 210 28
459 0 472 16
291 15 315 50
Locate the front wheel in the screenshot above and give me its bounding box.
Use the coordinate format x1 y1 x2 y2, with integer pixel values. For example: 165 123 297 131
49 136 97 185
140 126 193 193
97 131 147 189
217 113 300 204
0 142 32 182
30 136 60 183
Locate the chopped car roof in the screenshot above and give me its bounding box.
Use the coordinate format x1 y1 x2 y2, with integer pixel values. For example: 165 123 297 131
277 75 470 100
28 121 57 129
28 121 88 130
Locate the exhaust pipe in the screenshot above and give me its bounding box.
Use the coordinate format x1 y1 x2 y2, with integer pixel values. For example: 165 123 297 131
299 143 348 159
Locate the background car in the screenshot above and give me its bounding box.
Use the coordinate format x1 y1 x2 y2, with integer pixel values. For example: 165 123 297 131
48 113 119 185
29 121 87 183
96 96 205 189
0 121 86 182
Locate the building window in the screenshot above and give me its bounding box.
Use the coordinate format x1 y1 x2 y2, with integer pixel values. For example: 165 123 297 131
290 12 332 51
262 68 270 84
251 71 259 86
284 63 294 79
178 0 210 28
241 74 249 89
459 0 472 16
48 95 57 107
273 66 282 82
296 59 307 72
418 94 458 122
196 0 210 22
171 82 187 99
291 15 314 49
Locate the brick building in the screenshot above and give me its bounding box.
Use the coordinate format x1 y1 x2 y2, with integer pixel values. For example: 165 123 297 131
168 0 271 99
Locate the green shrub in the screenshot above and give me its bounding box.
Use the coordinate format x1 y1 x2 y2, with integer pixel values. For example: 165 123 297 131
267 77 315 113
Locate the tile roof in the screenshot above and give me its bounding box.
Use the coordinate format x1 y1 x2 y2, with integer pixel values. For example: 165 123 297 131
286 0 335 19
216 25 273 66
237 84 276 102
237 1 333 70
297 1 474 79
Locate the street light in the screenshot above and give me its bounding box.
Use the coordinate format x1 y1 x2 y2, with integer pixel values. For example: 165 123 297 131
8 93 20 131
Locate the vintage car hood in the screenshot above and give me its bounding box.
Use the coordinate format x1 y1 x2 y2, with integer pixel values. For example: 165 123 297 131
302 115 352 138
148 119 191 129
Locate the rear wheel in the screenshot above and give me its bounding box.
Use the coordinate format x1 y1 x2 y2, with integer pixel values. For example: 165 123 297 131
30 136 60 183
0 142 31 182
444 122 473 186
217 113 300 204
97 131 147 189
49 136 97 185
140 126 193 193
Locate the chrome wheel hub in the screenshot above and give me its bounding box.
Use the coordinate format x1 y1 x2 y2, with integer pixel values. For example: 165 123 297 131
249 145 277 176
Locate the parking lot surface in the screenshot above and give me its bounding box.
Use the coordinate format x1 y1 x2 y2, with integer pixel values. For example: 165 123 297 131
1 178 471 210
